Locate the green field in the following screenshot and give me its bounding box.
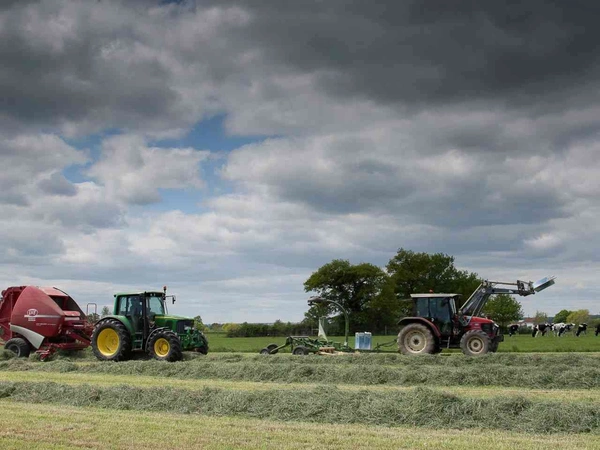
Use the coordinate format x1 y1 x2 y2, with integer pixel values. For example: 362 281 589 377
206 331 600 353
1 352 599 449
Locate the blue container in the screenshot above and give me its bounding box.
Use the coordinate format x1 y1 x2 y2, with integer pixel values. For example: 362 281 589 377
355 332 372 350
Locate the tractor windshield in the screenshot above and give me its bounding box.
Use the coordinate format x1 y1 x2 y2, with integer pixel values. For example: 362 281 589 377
147 295 165 316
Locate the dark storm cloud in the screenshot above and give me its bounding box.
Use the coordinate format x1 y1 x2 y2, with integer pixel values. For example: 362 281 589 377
0 1 182 133
202 0 600 109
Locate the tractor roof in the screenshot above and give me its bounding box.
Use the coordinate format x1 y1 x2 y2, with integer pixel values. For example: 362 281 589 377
410 293 460 298
113 291 163 297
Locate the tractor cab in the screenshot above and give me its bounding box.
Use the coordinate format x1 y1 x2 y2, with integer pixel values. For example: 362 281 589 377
410 294 459 336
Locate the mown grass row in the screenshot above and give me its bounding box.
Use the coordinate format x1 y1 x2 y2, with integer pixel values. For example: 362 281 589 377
1 354 600 389
4 348 600 367
4 402 598 450
0 381 598 434
5 369 600 403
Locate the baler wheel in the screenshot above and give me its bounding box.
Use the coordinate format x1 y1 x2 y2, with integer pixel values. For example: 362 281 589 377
266 343 279 354
397 323 436 355
4 338 31 358
292 346 309 355
259 347 271 355
91 319 131 362
460 330 490 356
147 329 183 362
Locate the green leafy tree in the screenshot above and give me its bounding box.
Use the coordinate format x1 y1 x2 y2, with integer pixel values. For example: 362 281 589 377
193 315 204 330
553 309 572 323
566 309 590 325
304 259 394 333
100 306 111 317
534 311 549 324
386 248 481 313
86 313 100 324
481 294 524 328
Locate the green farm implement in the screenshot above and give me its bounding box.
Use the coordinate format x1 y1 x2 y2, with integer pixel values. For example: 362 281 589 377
259 296 396 355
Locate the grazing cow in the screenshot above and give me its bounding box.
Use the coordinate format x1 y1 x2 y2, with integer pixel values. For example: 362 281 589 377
508 324 519 337
596 324 600 336
532 323 551 337
576 323 587 337
552 323 565 336
558 323 575 336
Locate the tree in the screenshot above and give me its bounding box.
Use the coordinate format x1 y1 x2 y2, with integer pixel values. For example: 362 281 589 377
101 306 111 317
386 248 481 313
553 309 572 323
566 309 590 325
86 313 100 324
193 315 204 330
534 311 549 324
481 294 524 328
304 259 394 333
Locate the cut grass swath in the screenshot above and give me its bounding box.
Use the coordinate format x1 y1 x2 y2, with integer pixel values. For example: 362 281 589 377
0 381 598 434
2 354 600 389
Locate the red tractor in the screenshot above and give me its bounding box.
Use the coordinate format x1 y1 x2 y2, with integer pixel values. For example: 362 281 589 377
397 276 555 356
0 286 93 360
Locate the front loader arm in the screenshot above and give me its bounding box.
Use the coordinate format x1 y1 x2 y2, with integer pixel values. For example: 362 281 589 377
460 276 555 318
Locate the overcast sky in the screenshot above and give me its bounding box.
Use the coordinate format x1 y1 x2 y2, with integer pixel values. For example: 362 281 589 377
1 0 599 322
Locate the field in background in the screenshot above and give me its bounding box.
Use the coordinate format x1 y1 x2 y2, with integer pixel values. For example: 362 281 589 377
0 353 599 449
206 331 600 353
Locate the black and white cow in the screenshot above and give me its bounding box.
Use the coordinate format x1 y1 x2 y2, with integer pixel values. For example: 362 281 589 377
508 324 519 337
532 323 551 337
554 323 575 336
576 323 587 337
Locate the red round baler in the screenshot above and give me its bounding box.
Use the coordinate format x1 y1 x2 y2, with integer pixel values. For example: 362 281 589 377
0 286 93 360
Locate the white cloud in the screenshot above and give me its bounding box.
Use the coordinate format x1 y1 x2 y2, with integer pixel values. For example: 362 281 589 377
87 134 209 204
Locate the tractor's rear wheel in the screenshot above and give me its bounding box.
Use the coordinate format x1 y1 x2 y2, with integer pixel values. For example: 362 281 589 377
397 324 436 355
460 330 490 356
292 346 309 355
147 330 183 362
91 319 131 362
4 338 31 358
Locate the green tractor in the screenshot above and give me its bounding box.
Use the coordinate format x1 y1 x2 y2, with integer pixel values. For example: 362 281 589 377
91 287 209 362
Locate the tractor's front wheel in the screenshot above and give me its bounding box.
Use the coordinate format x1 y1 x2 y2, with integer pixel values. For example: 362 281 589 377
147 330 183 362
4 338 31 358
460 330 490 356
397 323 437 355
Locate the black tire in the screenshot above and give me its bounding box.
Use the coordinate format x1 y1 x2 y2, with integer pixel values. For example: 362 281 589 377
460 330 491 356
193 335 209 355
397 323 437 355
292 346 309 355
259 347 271 355
267 343 279 354
91 319 131 362
489 341 499 353
4 338 31 358
147 329 183 362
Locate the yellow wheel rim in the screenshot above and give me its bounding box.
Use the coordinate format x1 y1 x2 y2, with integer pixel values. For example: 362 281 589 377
154 338 170 357
97 328 120 357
